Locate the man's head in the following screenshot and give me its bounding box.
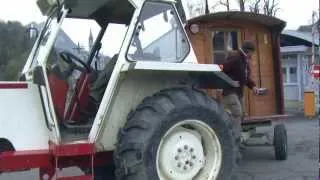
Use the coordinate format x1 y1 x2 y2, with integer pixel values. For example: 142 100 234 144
241 40 255 59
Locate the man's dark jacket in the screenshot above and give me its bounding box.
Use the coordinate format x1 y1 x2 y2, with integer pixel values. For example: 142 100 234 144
222 50 256 97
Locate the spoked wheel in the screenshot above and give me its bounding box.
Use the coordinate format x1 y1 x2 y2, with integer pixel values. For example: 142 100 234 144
114 88 237 180
156 120 222 180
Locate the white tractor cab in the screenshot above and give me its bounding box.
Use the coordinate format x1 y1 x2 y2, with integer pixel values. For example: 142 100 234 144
0 0 239 179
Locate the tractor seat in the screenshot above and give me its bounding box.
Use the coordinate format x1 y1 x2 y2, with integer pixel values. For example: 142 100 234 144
89 54 118 104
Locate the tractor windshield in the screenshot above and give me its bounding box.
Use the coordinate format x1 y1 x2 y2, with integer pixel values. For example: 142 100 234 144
22 8 59 73
24 6 127 74
127 1 189 62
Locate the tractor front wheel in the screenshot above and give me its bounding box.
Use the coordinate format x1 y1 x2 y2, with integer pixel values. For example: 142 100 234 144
114 88 237 180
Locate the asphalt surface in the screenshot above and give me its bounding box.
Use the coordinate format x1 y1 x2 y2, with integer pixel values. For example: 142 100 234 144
233 117 318 180
0 117 318 180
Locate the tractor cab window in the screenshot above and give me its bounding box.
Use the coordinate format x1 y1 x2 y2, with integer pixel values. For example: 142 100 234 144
127 2 189 62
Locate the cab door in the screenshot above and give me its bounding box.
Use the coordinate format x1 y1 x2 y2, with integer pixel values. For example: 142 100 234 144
22 8 71 144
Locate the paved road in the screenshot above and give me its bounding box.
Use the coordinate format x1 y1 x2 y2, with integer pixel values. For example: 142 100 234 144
1 117 318 180
233 117 318 180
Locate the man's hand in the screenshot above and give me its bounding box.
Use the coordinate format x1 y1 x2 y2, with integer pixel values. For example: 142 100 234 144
252 86 259 95
252 87 268 95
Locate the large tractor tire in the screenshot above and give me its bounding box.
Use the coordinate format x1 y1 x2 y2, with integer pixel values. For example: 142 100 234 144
114 87 237 180
0 139 15 175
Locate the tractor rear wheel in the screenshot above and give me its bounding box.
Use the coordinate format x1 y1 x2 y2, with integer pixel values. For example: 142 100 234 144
114 87 237 180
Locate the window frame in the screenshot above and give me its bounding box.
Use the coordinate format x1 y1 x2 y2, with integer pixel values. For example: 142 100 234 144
125 1 190 63
211 28 241 64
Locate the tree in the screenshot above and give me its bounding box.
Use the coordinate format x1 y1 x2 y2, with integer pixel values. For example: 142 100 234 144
263 0 279 16
248 0 279 16
249 0 261 14
238 0 246 11
205 0 210 14
0 21 33 80
219 0 230 11
186 1 205 18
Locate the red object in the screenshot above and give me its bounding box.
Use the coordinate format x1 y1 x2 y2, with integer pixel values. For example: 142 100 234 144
0 150 51 172
0 83 28 89
48 74 69 122
0 142 113 179
57 175 93 180
48 71 93 124
64 73 92 123
312 65 320 79
50 142 95 157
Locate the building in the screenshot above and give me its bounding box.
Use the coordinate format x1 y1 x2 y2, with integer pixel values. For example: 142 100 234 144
280 25 319 112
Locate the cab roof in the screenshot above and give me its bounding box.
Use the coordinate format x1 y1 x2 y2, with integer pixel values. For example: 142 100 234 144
64 0 134 24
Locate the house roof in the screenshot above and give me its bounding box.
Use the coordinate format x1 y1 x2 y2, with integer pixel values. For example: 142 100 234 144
280 45 309 53
298 21 318 32
187 11 286 32
281 30 319 47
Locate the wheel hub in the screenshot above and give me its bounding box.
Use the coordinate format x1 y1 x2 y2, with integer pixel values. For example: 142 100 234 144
158 128 205 179
175 145 197 171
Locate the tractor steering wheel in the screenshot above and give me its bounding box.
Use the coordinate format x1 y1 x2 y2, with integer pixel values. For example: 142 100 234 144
59 51 91 72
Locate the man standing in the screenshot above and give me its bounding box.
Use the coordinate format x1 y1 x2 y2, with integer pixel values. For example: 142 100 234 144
220 40 262 154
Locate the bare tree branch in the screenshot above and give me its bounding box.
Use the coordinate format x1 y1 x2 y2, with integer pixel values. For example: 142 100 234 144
205 0 209 14
249 0 261 14
238 0 245 12
248 0 278 16
219 0 230 11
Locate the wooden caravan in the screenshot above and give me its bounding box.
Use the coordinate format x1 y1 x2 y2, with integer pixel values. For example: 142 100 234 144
186 11 286 118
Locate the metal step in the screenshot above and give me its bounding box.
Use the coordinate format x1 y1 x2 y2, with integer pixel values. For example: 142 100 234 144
51 143 95 157
62 121 93 134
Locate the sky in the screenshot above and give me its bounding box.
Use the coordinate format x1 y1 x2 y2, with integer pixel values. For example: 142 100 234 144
0 0 318 56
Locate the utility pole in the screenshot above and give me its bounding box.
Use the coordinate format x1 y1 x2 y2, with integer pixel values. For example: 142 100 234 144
318 0 320 64
312 12 316 67
318 0 320 115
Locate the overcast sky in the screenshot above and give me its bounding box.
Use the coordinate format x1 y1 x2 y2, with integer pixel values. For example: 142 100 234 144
0 0 318 55
0 0 318 28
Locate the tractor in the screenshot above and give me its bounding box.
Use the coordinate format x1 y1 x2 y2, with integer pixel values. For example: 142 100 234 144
0 0 239 179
